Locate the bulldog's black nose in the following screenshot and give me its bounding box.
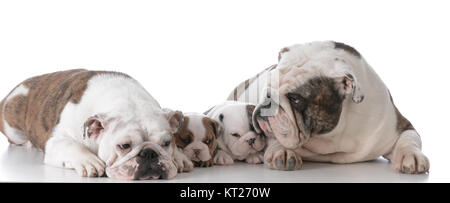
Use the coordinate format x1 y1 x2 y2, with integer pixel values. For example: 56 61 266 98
138 148 159 161
247 138 256 145
135 148 164 180
193 149 201 156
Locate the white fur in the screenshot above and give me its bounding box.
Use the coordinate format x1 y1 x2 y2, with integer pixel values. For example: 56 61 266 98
207 101 265 165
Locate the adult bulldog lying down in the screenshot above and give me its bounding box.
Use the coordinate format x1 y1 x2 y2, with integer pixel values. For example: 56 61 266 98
0 69 191 180
229 41 429 174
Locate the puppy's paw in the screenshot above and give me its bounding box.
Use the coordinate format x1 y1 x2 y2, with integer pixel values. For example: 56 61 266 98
214 151 234 165
67 153 106 177
393 149 430 174
245 152 264 164
264 148 302 171
194 159 214 167
174 152 194 173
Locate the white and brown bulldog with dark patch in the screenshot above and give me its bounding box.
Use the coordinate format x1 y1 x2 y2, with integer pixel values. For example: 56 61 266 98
0 69 192 180
229 41 430 174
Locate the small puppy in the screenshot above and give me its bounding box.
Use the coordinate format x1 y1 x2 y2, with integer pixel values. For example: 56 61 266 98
173 113 221 167
205 101 266 165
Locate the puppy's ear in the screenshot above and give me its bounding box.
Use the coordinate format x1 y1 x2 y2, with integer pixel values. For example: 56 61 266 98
335 73 364 103
204 117 223 138
83 114 120 140
163 108 184 134
245 104 260 132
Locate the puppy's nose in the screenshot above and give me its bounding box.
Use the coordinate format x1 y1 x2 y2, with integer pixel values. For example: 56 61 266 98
193 149 201 156
247 138 256 145
138 148 159 161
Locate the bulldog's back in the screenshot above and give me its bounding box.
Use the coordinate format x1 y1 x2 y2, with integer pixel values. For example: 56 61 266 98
0 69 132 149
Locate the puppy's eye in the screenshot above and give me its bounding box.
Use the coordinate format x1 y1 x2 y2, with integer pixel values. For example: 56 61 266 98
231 133 241 137
117 143 131 151
182 137 191 144
204 139 211 145
162 140 171 147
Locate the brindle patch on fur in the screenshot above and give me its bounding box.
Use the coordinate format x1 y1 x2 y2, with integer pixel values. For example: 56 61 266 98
388 91 415 133
228 64 277 101
173 117 194 149
290 77 345 135
0 69 131 150
333 41 361 58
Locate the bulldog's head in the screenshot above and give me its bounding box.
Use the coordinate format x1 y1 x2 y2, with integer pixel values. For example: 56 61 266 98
207 101 266 158
82 109 183 180
173 113 220 167
253 41 365 149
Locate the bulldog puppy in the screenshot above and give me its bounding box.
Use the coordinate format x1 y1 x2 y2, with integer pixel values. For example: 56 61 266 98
205 101 266 165
0 69 191 180
228 41 429 174
174 113 220 168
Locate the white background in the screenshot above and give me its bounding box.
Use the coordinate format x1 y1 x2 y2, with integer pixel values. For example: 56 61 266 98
0 0 449 182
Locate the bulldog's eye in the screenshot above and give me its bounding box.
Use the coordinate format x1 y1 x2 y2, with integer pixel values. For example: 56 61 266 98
204 139 211 145
231 133 241 137
117 143 131 150
182 137 191 144
287 93 305 108
287 93 302 102
162 140 171 147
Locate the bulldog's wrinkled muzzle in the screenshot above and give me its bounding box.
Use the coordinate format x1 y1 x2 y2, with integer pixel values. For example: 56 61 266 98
253 96 300 149
105 142 177 180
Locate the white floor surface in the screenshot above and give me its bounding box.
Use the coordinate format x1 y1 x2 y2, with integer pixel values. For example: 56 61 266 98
1 137 447 183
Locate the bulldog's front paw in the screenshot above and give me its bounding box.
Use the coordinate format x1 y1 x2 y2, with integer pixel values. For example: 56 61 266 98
393 149 430 174
68 153 106 177
246 152 264 164
214 151 234 165
265 148 302 171
174 151 194 173
194 159 213 167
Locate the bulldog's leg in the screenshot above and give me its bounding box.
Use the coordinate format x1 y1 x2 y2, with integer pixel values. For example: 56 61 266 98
264 138 302 171
173 147 194 172
213 149 234 165
245 151 264 164
44 136 106 177
385 130 429 174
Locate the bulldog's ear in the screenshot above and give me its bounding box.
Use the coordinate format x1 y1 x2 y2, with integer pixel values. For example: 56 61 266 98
163 109 184 134
278 47 290 62
336 74 365 103
83 114 109 139
245 104 256 122
204 117 223 138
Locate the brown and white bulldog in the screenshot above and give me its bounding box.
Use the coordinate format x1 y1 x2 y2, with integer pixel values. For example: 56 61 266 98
228 41 430 174
0 69 192 180
173 113 221 168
